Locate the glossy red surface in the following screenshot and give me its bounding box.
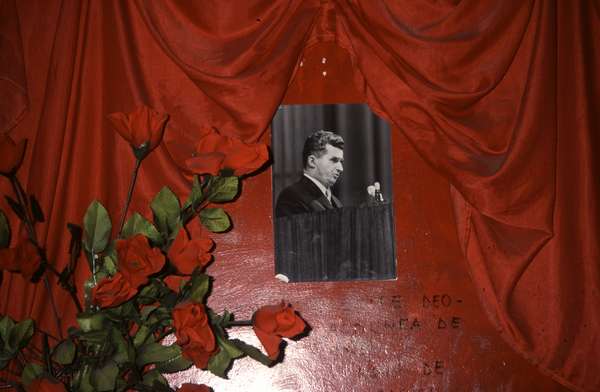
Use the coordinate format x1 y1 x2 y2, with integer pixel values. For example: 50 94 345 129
166 126 570 391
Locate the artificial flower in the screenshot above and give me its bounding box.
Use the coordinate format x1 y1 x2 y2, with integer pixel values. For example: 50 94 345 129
185 127 268 177
172 302 217 369
26 376 67 392
107 105 169 159
0 241 41 280
0 133 27 176
252 302 306 360
177 383 212 392
116 234 165 288
164 275 186 292
168 228 213 275
91 272 137 308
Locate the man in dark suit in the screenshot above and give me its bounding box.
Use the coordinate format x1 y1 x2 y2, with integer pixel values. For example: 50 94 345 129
276 130 344 218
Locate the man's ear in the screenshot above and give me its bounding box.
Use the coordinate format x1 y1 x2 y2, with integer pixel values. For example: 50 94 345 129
306 155 316 169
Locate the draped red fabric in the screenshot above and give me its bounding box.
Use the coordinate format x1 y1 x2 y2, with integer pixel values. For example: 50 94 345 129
1 1 598 391
0 0 27 132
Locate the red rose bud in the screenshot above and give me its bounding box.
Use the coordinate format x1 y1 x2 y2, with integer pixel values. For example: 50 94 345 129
0 241 42 280
172 302 217 369
26 376 67 392
0 134 27 176
91 273 138 308
185 127 268 176
108 105 169 159
252 302 306 360
177 383 212 392
168 228 214 275
116 234 165 288
164 275 187 292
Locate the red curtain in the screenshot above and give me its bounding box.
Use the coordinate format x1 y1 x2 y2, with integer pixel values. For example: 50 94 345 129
1 1 598 391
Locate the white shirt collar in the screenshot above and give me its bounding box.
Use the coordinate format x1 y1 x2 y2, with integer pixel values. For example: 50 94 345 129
303 173 331 202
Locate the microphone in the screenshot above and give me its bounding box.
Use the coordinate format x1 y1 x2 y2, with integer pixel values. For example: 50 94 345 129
367 181 384 205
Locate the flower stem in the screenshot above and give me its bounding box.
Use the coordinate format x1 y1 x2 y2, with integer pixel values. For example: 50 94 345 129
9 176 36 244
117 158 142 237
45 263 82 312
222 319 253 328
9 175 64 339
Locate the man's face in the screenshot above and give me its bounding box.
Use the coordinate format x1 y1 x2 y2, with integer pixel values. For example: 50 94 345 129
309 144 344 188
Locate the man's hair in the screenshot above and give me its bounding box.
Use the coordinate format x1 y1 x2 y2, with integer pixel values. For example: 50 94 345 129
302 130 344 168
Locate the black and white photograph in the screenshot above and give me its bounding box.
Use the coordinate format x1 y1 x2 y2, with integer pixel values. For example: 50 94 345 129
272 104 397 282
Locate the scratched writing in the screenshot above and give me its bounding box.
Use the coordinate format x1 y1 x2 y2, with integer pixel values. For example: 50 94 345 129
423 360 444 375
369 294 404 309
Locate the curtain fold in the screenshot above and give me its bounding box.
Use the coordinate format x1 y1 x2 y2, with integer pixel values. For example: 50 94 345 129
1 1 598 390
0 0 27 133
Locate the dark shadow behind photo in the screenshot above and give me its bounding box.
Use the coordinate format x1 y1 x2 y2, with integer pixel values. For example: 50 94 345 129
272 104 397 282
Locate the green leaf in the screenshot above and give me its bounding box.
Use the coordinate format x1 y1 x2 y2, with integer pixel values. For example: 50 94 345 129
83 200 112 253
0 350 15 362
78 330 110 345
142 369 170 389
0 210 10 249
105 301 137 323
133 325 152 349
138 284 159 304
21 362 44 386
146 307 172 331
140 305 159 321
208 176 239 203
229 338 274 367
199 208 231 232
72 365 94 392
110 328 131 364
207 347 232 378
136 343 182 367
155 354 193 374
150 187 181 239
206 333 244 379
183 175 204 209
0 316 15 345
122 213 162 244
29 194 45 223
183 273 210 303
101 246 118 276
92 360 119 392
77 312 106 332
52 339 76 365
9 319 34 351
218 335 244 359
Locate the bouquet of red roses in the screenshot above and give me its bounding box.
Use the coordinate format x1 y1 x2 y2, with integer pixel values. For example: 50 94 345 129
0 106 306 392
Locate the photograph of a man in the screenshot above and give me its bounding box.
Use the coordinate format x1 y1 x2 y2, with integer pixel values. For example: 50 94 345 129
275 131 344 218
272 103 396 282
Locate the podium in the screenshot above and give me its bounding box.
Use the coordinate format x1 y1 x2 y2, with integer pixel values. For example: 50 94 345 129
275 203 397 282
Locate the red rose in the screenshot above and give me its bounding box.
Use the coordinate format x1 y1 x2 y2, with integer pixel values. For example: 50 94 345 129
0 241 41 280
168 229 213 275
172 303 217 369
108 105 169 158
164 275 186 292
177 383 212 392
91 273 137 308
252 302 306 360
27 376 67 392
116 234 165 288
185 127 268 176
0 134 27 176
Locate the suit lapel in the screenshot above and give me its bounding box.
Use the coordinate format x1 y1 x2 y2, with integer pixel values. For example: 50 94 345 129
331 194 342 208
300 176 342 211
